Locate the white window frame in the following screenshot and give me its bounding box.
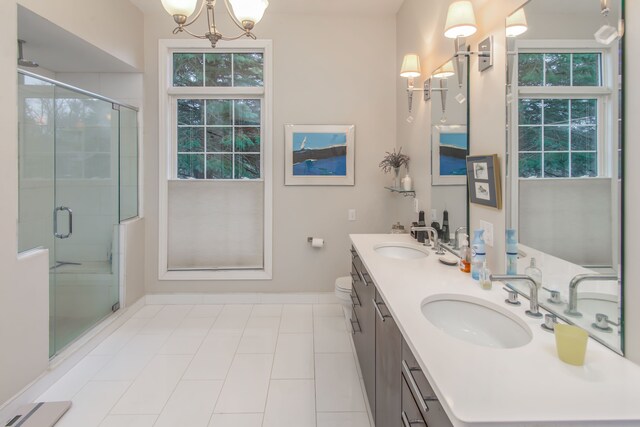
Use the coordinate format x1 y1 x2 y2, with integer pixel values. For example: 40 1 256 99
508 39 619 232
158 39 273 281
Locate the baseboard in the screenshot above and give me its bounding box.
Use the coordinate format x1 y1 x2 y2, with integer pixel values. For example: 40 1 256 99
145 292 340 305
0 297 145 423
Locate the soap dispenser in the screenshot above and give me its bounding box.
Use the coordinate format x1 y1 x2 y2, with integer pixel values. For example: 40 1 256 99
525 258 542 289
459 234 471 273
471 229 486 281
506 229 518 275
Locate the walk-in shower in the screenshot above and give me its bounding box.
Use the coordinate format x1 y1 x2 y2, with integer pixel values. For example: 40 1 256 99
17 70 139 357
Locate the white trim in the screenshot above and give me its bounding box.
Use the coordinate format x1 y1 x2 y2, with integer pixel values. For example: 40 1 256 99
516 40 609 50
0 298 146 422
145 292 339 305
157 39 273 281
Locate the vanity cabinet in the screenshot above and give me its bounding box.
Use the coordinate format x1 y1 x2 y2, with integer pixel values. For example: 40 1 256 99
350 247 376 414
374 289 402 427
350 247 452 427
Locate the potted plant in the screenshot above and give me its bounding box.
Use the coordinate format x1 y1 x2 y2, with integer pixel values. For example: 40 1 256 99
379 147 410 188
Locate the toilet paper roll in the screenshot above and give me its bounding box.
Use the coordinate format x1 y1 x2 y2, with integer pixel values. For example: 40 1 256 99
311 238 324 248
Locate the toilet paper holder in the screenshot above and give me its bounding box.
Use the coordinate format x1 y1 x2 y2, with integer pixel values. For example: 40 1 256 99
307 237 325 248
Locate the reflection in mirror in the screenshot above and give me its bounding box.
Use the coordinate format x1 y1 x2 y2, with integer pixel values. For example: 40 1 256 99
430 57 469 255
505 0 623 353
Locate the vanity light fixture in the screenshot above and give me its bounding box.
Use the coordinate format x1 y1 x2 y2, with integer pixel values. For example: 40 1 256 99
400 53 424 113
432 61 455 79
161 0 269 48
444 1 477 39
444 1 492 87
506 8 528 37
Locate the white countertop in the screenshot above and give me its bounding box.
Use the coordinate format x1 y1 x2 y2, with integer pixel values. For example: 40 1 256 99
350 233 640 427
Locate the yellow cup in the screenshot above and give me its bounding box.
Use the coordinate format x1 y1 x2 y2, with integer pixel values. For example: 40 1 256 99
555 324 589 366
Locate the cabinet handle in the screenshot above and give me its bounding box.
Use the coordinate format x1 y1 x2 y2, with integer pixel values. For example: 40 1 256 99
350 272 359 283
402 411 425 426
361 271 371 286
402 360 438 413
373 299 390 322
350 318 361 334
350 288 361 306
350 248 358 258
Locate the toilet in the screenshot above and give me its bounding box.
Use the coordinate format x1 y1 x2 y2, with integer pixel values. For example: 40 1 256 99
335 276 353 319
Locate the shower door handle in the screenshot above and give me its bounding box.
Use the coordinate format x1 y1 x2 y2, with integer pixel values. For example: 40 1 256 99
54 206 73 239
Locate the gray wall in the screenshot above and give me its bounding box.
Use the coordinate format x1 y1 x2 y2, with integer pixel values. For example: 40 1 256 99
143 11 397 293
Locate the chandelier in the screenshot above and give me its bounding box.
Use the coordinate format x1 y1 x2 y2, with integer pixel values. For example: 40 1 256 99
161 0 269 47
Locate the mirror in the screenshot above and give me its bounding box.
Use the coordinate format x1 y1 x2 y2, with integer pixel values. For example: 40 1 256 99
505 0 623 353
429 56 470 255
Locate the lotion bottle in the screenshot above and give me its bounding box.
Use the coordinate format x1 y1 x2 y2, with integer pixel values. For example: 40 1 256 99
459 234 471 273
471 229 486 281
525 258 542 289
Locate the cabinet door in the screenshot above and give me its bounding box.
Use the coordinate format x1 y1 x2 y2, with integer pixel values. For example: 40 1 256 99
351 250 376 414
375 290 402 427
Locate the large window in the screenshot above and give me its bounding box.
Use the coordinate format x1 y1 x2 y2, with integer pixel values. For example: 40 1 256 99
159 40 272 280
517 51 608 178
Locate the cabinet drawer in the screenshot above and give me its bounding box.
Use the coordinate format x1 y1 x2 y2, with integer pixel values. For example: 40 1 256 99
402 341 453 426
402 374 427 427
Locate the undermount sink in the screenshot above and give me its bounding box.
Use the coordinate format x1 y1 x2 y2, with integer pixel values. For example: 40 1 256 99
421 295 532 349
373 243 429 260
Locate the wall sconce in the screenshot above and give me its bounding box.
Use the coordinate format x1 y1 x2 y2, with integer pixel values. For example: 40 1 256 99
432 61 455 79
506 8 528 38
400 53 422 113
444 1 492 87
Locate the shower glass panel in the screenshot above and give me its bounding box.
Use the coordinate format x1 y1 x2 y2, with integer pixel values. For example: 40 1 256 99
18 72 137 357
53 86 120 354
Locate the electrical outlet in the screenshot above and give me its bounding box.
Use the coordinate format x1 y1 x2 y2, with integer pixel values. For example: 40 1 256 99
413 198 419 213
430 209 438 221
480 220 494 247
348 209 356 221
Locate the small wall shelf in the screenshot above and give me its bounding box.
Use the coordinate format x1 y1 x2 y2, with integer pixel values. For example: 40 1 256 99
385 187 416 198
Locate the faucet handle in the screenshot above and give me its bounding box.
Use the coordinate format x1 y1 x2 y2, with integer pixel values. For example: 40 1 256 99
503 287 521 306
541 313 558 332
592 313 619 332
543 287 563 305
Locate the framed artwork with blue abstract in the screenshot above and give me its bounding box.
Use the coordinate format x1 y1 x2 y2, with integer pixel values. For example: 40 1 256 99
431 125 468 186
285 124 355 186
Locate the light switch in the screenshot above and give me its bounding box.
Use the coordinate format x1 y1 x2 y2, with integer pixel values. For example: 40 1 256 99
348 209 356 221
414 198 419 213
480 220 494 247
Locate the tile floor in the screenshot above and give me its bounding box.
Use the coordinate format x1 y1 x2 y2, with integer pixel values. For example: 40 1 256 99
39 303 372 427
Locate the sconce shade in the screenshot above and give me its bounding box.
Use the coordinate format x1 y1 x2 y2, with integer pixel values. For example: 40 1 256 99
161 0 197 17
400 54 421 78
506 8 528 37
229 0 269 24
444 1 477 39
433 60 455 78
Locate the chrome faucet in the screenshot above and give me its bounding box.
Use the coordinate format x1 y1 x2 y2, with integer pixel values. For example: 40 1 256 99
410 226 438 247
565 273 619 318
453 226 467 250
490 274 542 318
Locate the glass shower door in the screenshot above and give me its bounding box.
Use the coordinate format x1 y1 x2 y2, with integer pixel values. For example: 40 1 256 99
51 87 120 354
